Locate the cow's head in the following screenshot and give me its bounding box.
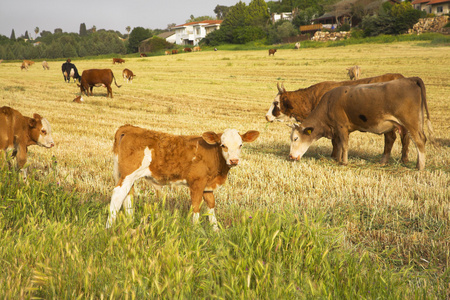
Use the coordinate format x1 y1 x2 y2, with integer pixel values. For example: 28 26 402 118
28 114 55 148
288 123 317 161
202 129 259 166
265 83 297 122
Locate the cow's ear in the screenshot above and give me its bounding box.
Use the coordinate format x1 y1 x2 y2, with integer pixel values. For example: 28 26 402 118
241 130 259 143
202 132 221 145
303 127 314 136
33 113 42 121
28 118 37 128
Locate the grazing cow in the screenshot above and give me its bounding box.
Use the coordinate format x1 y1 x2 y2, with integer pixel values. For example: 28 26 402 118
0 106 54 176
347 65 361 80
105 125 260 230
140 53 147 57
294 42 300 49
269 49 277 56
266 73 410 163
289 77 433 170
172 49 178 54
184 47 192 52
122 68 136 83
61 60 81 83
193 46 201 52
42 61 50 70
113 58 125 64
23 60 35 66
165 51 171 55
78 69 121 98
20 62 29 71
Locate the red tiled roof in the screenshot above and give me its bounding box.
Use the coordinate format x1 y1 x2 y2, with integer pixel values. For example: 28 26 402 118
174 20 223 28
411 0 431 4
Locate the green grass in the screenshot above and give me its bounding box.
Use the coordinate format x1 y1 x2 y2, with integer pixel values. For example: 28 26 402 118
1 166 443 298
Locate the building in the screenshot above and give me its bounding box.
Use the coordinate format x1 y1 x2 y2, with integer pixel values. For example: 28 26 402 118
157 31 176 44
172 20 222 46
412 0 450 15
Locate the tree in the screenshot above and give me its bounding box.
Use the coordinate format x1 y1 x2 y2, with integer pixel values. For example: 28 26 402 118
126 26 131 35
24 31 30 40
214 5 231 19
128 27 152 53
10 29 16 41
248 0 270 27
34 27 39 39
80 23 87 36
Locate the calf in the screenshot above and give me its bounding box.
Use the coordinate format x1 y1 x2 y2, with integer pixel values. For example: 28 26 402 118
122 68 136 83
78 69 121 98
289 77 433 170
347 65 361 80
269 49 277 56
42 61 50 70
106 125 260 230
0 106 54 175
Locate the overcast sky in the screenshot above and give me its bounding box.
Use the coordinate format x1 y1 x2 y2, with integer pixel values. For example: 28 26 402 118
0 0 247 38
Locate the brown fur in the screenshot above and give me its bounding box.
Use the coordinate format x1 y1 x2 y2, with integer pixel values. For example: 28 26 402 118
291 77 432 170
172 49 178 54
0 106 53 169
269 49 277 56
78 69 121 98
122 68 135 83
112 58 125 64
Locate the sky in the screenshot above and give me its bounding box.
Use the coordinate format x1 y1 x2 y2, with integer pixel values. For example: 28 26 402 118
0 0 248 38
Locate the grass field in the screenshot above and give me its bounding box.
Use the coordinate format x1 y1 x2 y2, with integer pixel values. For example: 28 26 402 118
0 40 449 298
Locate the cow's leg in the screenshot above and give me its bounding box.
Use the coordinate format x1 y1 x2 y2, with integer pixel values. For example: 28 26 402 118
106 177 134 229
203 191 218 231
400 130 410 164
408 129 426 171
189 181 207 225
336 129 349 165
107 85 113 98
89 86 93 96
330 138 338 160
381 131 396 165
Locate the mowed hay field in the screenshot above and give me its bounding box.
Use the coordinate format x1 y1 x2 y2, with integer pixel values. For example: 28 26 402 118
1 41 449 298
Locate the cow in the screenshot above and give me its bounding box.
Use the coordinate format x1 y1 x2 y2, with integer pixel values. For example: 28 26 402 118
113 58 125 64
266 73 409 163
78 69 121 98
0 59 3 64
122 68 136 83
184 47 192 52
172 49 178 55
294 42 300 49
42 61 50 70
193 46 201 52
73 96 84 103
140 53 147 57
61 59 81 83
0 106 54 177
23 60 35 66
347 65 361 80
165 51 171 55
269 49 277 56
288 77 433 170
105 125 260 230
20 62 29 71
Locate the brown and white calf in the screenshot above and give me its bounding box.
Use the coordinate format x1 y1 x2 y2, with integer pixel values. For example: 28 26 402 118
289 77 433 170
347 65 361 80
0 106 54 176
122 68 136 83
106 125 260 230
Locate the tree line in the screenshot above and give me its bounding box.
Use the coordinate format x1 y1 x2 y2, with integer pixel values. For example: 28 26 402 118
0 0 426 60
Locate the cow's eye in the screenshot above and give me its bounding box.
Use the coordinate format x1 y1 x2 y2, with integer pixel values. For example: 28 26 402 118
294 137 298 141
220 144 225 148
239 144 243 148
41 130 47 135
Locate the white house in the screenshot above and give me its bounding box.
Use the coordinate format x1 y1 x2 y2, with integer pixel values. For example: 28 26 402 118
172 20 222 46
157 31 176 44
412 0 450 15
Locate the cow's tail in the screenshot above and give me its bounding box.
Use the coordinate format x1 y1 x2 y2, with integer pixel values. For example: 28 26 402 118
415 77 434 143
111 71 122 88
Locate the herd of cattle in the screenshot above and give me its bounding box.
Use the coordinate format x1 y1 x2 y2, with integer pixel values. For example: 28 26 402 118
1 53 434 230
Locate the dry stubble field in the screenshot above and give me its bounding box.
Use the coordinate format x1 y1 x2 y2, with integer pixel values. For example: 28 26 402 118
1 42 449 281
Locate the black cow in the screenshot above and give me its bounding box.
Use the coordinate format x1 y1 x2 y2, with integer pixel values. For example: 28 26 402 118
61 59 81 83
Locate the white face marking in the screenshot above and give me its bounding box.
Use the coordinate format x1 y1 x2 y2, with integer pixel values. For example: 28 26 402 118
289 127 313 160
220 129 243 166
37 118 55 148
266 94 295 122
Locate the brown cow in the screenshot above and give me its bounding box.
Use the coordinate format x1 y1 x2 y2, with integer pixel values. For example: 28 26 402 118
184 47 192 52
165 51 171 55
113 58 125 64
105 125 260 230
289 77 433 170
0 106 54 176
78 69 122 98
23 60 35 66
269 49 277 56
266 73 409 163
140 53 147 57
122 68 136 83
193 46 201 52
172 49 178 55
20 62 29 71
347 65 361 80
42 61 50 70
